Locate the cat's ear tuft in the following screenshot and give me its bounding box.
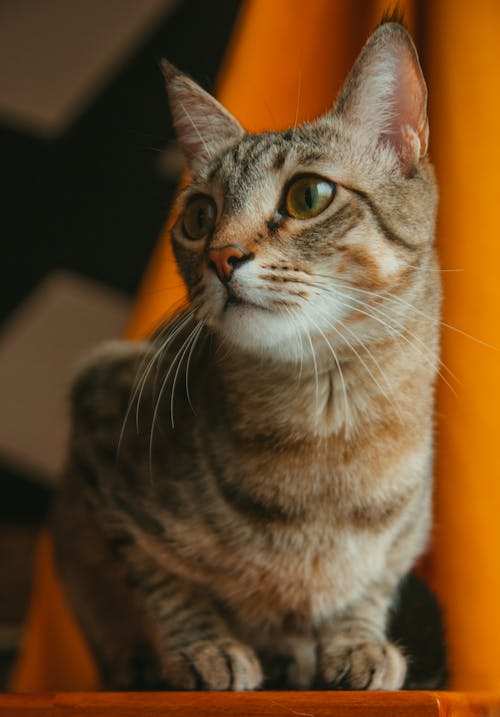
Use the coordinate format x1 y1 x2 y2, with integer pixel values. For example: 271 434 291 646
160 60 244 171
334 23 428 173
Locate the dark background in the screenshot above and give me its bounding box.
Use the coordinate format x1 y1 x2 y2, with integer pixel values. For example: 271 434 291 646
0 0 241 685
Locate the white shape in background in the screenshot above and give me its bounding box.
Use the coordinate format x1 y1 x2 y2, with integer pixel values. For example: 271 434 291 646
0 271 131 485
0 0 178 138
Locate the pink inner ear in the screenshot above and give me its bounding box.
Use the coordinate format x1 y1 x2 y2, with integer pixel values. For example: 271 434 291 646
385 47 428 162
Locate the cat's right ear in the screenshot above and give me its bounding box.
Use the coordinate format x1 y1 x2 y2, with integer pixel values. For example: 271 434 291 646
333 22 428 173
161 60 244 171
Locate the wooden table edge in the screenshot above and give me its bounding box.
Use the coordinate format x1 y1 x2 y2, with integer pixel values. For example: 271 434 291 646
0 690 499 715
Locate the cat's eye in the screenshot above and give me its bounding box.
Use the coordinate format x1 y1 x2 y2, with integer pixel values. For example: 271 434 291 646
285 176 336 220
183 196 217 240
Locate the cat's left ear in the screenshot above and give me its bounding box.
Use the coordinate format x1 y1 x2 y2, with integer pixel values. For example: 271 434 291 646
161 60 244 171
334 22 428 173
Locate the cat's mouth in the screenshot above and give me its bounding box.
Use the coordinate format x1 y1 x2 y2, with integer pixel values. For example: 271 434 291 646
223 288 270 313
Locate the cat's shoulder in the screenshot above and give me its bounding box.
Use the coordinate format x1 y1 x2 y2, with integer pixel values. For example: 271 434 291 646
70 339 151 423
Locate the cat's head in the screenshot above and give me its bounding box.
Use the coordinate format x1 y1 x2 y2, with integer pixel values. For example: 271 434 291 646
162 21 438 362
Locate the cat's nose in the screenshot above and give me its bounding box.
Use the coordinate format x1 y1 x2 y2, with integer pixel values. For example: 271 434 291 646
207 245 253 284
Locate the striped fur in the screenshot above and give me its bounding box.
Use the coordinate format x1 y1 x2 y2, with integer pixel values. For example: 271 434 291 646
53 21 444 690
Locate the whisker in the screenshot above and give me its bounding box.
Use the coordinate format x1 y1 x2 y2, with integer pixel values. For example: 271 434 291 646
307 313 350 427
314 304 403 423
170 321 204 428
185 322 205 414
293 69 302 130
284 306 304 385
335 289 458 384
304 330 320 407
151 304 198 392
312 273 498 351
116 311 192 456
306 275 458 385
327 292 458 397
148 319 199 473
138 311 195 431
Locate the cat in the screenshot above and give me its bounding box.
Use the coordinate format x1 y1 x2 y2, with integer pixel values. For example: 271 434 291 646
52 19 447 691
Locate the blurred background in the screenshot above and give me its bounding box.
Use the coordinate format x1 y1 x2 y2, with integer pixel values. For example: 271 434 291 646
0 0 242 685
1 0 499 695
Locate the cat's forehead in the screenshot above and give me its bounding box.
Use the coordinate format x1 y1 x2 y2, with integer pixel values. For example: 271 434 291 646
200 125 336 213
192 118 396 215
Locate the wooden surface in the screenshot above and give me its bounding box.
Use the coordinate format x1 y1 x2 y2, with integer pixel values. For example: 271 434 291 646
1 691 500 717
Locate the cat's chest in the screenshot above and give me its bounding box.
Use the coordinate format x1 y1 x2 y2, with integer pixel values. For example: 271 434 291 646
195 518 390 629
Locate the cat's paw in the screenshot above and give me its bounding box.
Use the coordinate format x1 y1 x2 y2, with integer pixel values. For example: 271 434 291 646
164 638 263 690
318 639 406 690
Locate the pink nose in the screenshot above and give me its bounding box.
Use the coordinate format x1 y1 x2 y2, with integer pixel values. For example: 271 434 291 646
207 245 252 283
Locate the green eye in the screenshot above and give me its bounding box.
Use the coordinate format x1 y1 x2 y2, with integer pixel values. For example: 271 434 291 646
285 176 335 219
183 196 216 240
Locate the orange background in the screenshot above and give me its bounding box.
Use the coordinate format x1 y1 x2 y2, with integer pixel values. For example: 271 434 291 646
11 0 500 692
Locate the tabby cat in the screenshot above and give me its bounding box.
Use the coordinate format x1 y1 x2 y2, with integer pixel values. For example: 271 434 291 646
53 20 447 691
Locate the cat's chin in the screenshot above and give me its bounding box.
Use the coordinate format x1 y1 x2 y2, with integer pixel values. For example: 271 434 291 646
214 303 303 361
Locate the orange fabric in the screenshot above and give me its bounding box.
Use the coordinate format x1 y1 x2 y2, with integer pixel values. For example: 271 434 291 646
9 532 98 691
425 0 500 690
10 0 500 693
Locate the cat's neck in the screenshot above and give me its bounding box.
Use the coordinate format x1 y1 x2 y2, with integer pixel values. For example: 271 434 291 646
206 334 414 441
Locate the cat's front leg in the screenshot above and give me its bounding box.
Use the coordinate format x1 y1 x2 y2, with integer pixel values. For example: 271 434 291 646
317 583 406 690
140 573 263 690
